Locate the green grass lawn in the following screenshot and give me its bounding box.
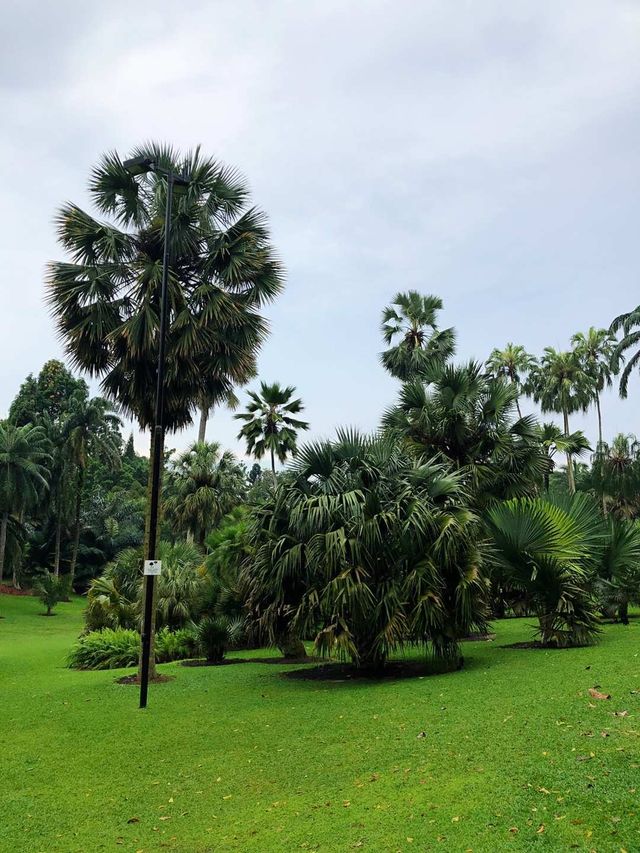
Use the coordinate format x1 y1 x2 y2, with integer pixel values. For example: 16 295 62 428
2 594 639 853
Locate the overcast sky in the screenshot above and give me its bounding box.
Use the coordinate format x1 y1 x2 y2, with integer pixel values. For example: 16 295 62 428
2 0 640 462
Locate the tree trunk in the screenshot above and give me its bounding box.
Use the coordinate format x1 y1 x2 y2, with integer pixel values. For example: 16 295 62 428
270 447 276 478
0 511 8 584
563 407 576 495
68 468 84 592
515 396 522 420
198 406 208 444
276 632 307 659
53 519 62 577
138 429 163 682
595 390 603 449
619 597 629 625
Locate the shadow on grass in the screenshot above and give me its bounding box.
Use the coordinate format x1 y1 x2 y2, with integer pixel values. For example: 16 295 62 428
280 655 493 686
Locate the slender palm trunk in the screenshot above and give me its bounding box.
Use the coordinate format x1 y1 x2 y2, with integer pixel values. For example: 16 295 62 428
138 428 163 682
515 395 522 420
69 467 85 591
0 510 8 584
563 407 576 495
509 369 523 419
198 406 208 444
270 447 276 478
54 520 61 576
595 391 603 448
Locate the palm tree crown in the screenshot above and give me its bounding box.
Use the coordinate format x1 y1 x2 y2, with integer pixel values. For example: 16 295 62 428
610 305 640 398
525 348 592 494
486 343 535 419
235 382 309 475
47 143 283 432
0 423 52 583
571 327 617 447
381 291 456 380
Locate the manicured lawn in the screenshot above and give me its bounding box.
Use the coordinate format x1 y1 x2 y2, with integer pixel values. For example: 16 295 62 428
2 594 639 852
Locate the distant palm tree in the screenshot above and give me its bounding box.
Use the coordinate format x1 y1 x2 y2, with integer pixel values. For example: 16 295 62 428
0 423 51 584
381 291 455 380
486 343 535 419
63 392 122 587
610 304 640 398
571 327 617 448
235 382 309 476
165 441 246 546
536 423 591 492
526 349 592 494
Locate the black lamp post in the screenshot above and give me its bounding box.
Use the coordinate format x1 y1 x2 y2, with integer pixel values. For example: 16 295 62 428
123 156 189 709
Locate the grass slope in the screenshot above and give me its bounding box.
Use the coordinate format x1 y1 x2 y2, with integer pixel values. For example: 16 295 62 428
1 593 639 852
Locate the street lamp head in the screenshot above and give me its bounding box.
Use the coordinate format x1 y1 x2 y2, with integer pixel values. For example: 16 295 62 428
123 155 155 176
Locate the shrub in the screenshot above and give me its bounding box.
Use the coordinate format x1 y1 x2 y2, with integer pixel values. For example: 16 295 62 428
68 627 199 670
68 629 139 670
34 571 68 616
193 616 242 662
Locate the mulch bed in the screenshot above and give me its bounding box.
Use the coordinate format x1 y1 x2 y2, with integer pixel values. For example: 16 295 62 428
283 659 464 682
501 641 590 650
181 655 322 667
0 584 33 596
116 674 175 685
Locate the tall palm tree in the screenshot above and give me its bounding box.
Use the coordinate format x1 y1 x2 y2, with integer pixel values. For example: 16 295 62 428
486 343 535 419
197 387 239 444
536 423 591 492
0 423 51 584
235 382 309 476
47 143 283 679
380 291 456 380
571 327 617 448
62 392 122 588
165 441 246 546
610 304 640 398
525 349 592 494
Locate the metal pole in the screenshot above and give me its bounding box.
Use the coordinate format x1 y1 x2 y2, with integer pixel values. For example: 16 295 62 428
139 173 174 709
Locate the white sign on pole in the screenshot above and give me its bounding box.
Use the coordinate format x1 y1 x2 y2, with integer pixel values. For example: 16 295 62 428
144 560 162 576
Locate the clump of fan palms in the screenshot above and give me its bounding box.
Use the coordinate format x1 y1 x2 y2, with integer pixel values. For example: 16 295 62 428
595 516 640 623
383 361 546 509
246 429 488 670
193 615 245 663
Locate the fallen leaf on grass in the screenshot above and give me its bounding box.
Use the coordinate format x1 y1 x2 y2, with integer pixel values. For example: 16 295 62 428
509 826 518 834
416 731 427 739
537 824 545 833
589 688 611 700
614 710 629 717
127 817 140 824
159 816 170 821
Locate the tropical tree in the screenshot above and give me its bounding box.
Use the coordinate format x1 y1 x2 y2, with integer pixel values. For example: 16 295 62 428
165 441 246 546
596 516 640 624
0 423 51 585
525 349 592 494
487 494 603 647
246 430 488 670
381 291 456 380
486 343 535 419
571 327 617 448
235 382 309 476
610 304 640 397
47 143 283 678
62 392 122 588
536 423 591 493
587 434 640 519
383 362 546 509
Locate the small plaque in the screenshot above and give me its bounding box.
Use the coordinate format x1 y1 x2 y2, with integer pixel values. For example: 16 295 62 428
144 560 162 576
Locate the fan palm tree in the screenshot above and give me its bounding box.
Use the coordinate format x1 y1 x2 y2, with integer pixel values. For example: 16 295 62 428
486 343 535 419
587 434 640 519
0 423 52 584
235 382 309 476
383 361 546 508
47 143 282 679
536 423 591 492
487 493 603 647
246 430 487 669
571 327 617 448
380 291 456 380
610 304 640 398
596 516 640 624
62 391 122 588
525 349 592 494
165 441 246 546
